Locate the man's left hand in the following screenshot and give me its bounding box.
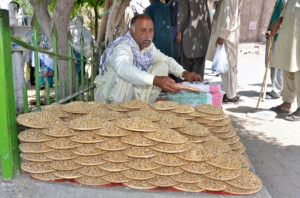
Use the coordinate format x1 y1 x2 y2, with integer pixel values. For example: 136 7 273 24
182 71 203 83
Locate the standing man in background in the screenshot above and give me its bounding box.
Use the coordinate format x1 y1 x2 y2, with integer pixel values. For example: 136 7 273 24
145 0 173 57
269 0 300 121
265 0 287 99
206 0 242 103
176 0 211 78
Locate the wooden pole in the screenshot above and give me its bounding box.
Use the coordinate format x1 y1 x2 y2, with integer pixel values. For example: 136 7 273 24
256 36 274 109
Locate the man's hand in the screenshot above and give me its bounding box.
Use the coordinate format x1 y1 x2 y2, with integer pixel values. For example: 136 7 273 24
182 71 203 83
216 37 224 46
176 32 182 44
153 76 181 93
266 17 283 37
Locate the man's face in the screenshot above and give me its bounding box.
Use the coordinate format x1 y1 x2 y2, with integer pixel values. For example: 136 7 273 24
130 18 154 50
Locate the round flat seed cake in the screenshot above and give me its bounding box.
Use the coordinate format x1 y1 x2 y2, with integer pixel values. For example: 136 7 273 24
197 177 228 191
17 111 61 128
205 168 242 181
207 151 243 170
225 169 262 190
62 101 94 114
20 153 51 162
171 104 195 114
120 133 156 146
31 172 60 181
98 161 129 172
46 138 82 150
144 129 187 144
115 117 158 132
95 138 130 151
173 183 204 192
195 104 224 115
124 180 157 190
18 129 54 142
19 142 54 153
151 166 183 176
149 101 179 110
75 176 110 186
106 102 130 112
148 175 178 187
172 171 204 183
101 151 131 162
126 158 160 171
72 144 105 156
69 131 105 143
154 153 187 167
78 166 109 177
124 169 155 180
176 122 211 137
21 161 54 174
181 161 216 174
123 146 159 158
55 170 82 179
177 144 216 162
102 172 129 183
93 122 132 137
67 115 106 130
151 143 191 153
41 125 78 137
119 100 147 109
74 155 106 166
44 149 78 160
49 159 82 171
158 115 187 129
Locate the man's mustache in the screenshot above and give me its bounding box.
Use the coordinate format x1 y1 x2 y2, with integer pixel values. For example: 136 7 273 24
142 38 152 42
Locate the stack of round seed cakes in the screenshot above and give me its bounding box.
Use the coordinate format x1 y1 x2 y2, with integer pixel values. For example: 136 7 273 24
17 100 261 195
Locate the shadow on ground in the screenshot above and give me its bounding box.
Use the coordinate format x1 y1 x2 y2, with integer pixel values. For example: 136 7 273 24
230 115 300 198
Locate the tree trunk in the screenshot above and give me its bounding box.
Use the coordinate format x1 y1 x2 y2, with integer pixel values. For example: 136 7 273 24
105 0 130 45
53 0 75 97
30 0 52 42
96 0 112 48
30 0 75 98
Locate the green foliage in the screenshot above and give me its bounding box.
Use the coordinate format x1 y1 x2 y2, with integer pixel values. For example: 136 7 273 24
71 0 105 18
16 0 33 15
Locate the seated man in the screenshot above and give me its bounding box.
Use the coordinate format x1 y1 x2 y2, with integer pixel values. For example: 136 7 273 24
94 14 201 104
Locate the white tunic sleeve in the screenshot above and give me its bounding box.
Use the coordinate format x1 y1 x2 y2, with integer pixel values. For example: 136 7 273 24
108 43 155 86
152 45 185 79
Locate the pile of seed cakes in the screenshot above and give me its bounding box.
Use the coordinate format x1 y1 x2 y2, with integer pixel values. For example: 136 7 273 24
17 100 262 195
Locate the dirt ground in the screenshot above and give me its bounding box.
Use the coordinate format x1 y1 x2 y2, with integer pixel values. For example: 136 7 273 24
205 43 300 198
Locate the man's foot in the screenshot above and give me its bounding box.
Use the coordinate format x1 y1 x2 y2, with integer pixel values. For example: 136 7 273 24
223 94 240 103
270 105 291 117
285 111 300 121
266 91 280 99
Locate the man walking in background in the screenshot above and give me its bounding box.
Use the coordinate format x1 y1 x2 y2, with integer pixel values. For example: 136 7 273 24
206 0 242 103
176 0 211 78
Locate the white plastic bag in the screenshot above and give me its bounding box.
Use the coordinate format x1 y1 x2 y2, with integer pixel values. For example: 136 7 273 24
212 45 229 74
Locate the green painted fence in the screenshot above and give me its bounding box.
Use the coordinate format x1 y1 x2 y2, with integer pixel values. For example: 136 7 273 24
0 9 99 179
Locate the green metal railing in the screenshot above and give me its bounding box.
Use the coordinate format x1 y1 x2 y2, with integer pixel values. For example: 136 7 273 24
0 9 99 179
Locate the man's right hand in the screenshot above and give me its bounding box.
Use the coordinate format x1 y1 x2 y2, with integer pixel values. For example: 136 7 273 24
153 76 181 93
266 17 283 37
176 32 182 44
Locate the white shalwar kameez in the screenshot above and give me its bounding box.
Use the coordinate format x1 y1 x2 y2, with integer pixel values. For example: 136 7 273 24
206 0 242 99
94 42 185 104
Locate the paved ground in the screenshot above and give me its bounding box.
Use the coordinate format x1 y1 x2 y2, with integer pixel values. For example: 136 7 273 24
205 43 300 198
1 43 299 198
